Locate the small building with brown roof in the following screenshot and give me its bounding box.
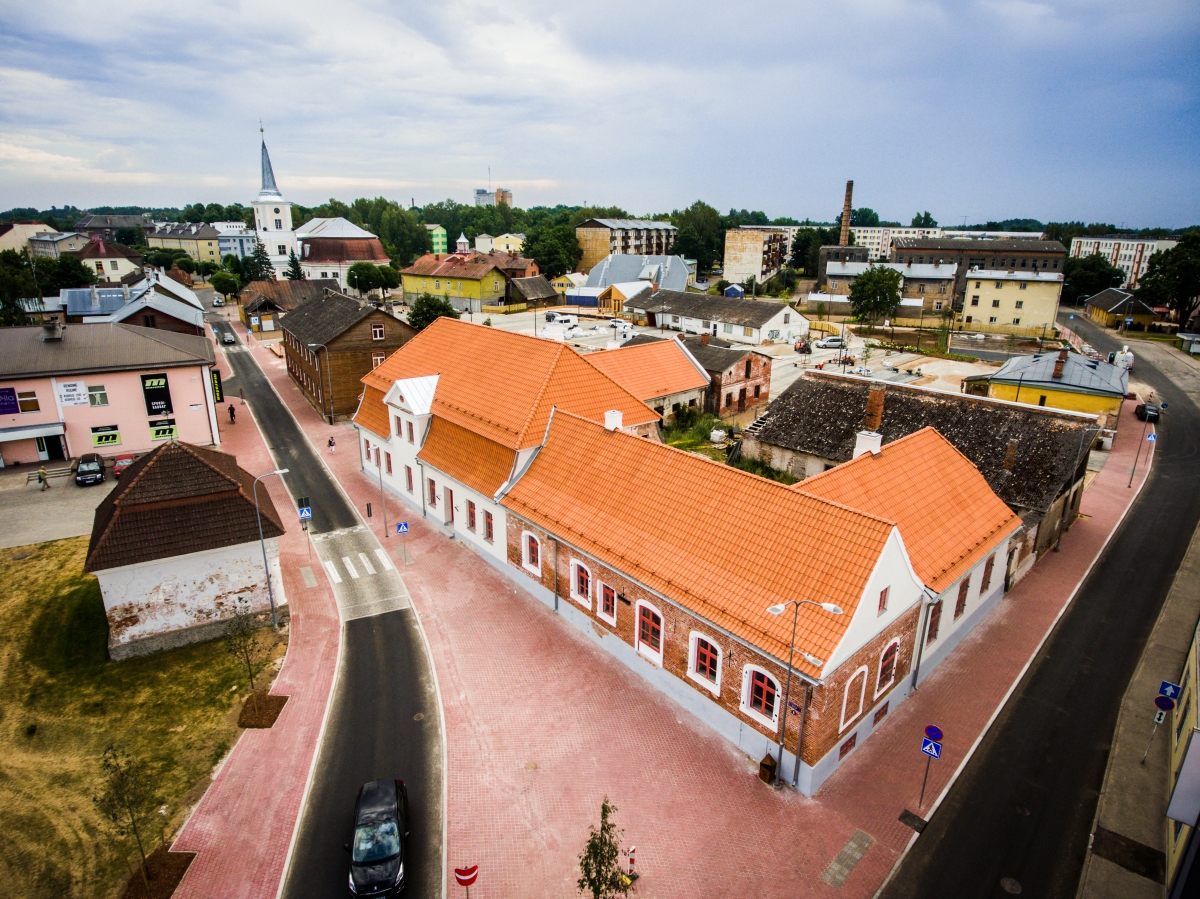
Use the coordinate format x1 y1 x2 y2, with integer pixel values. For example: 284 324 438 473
66 238 144 284
84 441 286 660
283 291 416 422
399 253 509 313
238 279 341 334
586 339 709 419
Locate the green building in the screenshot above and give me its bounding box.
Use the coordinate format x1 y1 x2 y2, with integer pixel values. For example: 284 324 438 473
425 224 447 255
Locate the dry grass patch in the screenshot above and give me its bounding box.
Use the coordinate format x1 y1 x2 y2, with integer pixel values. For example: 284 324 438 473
0 536 286 899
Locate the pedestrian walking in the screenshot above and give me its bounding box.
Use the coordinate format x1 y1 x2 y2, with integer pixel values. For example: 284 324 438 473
228 404 236 424
38 466 50 490
328 436 336 454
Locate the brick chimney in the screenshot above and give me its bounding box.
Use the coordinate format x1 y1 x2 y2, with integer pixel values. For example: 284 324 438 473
864 385 885 432
1052 348 1068 380
1002 439 1018 471
700 333 710 346
839 180 853 247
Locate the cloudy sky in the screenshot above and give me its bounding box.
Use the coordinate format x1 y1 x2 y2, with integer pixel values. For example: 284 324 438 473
1 1 1197 226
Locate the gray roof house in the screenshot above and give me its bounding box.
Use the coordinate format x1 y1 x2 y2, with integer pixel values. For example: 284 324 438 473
585 254 694 293
973 349 1129 399
623 289 805 345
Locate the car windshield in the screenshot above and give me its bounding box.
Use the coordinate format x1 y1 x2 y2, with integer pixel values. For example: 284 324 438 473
79 461 101 472
352 819 399 864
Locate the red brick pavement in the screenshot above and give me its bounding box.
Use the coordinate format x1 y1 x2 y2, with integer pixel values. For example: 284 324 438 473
234 324 1153 899
170 326 342 899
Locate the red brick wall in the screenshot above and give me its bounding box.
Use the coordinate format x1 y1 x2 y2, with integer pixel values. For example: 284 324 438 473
710 353 771 415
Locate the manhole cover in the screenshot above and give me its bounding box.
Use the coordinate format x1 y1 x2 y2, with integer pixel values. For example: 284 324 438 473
412 713 424 721
1000 877 1022 894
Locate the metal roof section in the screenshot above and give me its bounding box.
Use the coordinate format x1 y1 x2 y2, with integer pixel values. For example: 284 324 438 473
578 219 678 231
585 254 692 292
965 268 1065 282
989 350 1128 397
825 262 958 279
294 217 377 240
258 139 282 199
0 323 214 378
384 375 439 415
106 292 205 329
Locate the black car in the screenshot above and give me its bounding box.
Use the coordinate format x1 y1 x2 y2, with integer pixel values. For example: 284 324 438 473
1136 403 1160 423
346 780 409 896
75 453 105 486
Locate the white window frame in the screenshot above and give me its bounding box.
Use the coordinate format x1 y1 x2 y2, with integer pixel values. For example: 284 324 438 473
740 664 781 732
839 666 869 732
88 385 108 406
521 531 542 577
597 581 617 626
371 323 385 340
874 640 901 700
687 631 722 696
570 560 592 608
634 600 664 666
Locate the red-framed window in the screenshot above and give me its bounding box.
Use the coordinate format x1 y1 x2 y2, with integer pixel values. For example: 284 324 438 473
405 465 413 492
927 600 943 644
981 555 995 592
638 606 662 653
878 586 889 615
749 670 776 719
574 563 590 600
385 452 392 475
526 534 539 568
446 488 454 523
954 578 970 619
395 415 403 437
483 511 493 542
877 642 898 692
694 638 719 682
467 500 476 530
601 584 616 618
428 478 437 507
407 421 414 443
873 702 889 725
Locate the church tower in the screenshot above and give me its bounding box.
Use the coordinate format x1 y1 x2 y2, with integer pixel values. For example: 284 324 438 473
251 134 297 280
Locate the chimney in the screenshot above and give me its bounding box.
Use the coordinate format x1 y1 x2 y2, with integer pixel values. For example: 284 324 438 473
839 180 853 247
853 430 882 458
864 384 885 432
604 410 623 431
40 319 64 341
90 285 100 308
1052 348 1068 380
700 333 710 346
1002 439 1018 471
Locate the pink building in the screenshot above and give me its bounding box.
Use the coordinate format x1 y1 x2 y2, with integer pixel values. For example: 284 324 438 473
0 321 220 466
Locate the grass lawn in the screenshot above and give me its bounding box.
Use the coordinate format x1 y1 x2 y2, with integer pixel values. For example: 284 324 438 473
0 536 285 899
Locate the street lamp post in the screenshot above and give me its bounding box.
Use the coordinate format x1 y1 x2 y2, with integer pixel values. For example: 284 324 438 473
766 599 844 787
309 343 334 424
253 468 289 629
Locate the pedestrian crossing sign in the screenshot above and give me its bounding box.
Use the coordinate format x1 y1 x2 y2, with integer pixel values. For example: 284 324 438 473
298 507 312 520
920 738 942 759
396 522 409 534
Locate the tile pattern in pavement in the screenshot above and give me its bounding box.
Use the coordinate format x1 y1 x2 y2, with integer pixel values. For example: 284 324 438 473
234 322 1151 899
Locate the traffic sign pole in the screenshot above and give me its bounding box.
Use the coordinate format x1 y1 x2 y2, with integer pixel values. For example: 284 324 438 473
919 754 932 808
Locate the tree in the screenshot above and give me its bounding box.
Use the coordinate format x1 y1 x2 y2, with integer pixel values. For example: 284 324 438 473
93 745 159 888
523 219 581 279
210 272 241 299
224 597 270 716
243 240 274 283
347 261 382 296
1062 253 1126 307
577 797 635 899
377 264 400 294
174 256 196 275
284 249 304 281
1136 234 1200 327
671 201 724 273
407 293 460 331
835 207 881 228
848 265 902 330
0 249 38 325
39 255 97 292
911 211 937 227
198 260 219 279
114 226 146 246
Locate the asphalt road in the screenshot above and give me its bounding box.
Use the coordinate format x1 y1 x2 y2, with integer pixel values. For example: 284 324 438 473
208 318 444 899
882 315 1200 898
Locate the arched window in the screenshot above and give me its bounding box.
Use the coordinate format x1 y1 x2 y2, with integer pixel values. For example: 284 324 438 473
741 665 781 729
876 641 899 697
570 561 591 607
636 603 663 663
688 633 722 694
840 667 868 732
522 532 541 575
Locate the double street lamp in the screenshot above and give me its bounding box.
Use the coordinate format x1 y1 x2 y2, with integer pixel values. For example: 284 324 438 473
766 599 844 787
254 468 289 629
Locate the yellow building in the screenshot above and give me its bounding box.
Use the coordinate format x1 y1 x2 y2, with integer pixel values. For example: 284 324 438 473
1084 287 1158 329
550 272 587 297
147 223 223 262
962 348 1128 427
400 254 507 313
960 268 1063 334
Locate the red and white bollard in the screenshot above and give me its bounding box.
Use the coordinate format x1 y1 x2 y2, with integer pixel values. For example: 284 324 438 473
628 846 636 877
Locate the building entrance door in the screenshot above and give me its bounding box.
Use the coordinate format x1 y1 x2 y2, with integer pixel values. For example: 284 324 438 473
446 488 454 524
738 387 747 412
44 435 65 461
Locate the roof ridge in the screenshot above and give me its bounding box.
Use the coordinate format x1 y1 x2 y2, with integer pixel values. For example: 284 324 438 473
514 343 566 447
112 322 209 360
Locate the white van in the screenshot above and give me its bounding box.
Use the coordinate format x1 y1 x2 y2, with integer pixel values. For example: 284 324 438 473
551 313 578 327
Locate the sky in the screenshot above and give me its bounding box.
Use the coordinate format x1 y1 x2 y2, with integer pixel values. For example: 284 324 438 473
1 0 1198 227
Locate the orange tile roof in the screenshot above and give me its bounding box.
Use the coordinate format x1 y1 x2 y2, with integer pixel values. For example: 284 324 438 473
584 340 709 402
401 253 503 281
357 317 658 450
418 416 516 498
356 385 391 439
501 411 896 676
798 427 1021 592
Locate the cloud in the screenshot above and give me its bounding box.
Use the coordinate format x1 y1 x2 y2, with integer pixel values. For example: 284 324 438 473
0 0 1197 225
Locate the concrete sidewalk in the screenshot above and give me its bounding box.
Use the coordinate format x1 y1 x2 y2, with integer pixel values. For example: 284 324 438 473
1077 506 1200 896
230 329 1155 898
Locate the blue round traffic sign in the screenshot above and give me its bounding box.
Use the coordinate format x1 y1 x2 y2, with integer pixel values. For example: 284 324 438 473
1156 696 1177 712
925 725 943 742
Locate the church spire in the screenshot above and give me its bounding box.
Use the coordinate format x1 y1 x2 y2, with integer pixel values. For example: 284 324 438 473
259 128 282 199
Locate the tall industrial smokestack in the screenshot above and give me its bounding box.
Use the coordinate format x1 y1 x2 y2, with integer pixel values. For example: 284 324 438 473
840 180 854 246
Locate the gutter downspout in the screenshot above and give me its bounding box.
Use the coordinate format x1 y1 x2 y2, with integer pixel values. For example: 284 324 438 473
553 539 559 612
910 588 938 691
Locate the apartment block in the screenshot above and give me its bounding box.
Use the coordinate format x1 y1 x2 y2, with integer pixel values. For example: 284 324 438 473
575 219 677 274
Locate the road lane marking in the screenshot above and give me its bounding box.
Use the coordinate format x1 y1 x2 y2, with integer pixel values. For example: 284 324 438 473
374 548 394 570
358 552 377 575
322 560 342 584
342 556 360 579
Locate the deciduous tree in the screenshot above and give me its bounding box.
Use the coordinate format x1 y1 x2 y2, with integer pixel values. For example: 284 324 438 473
224 597 269 716
93 745 159 888
347 261 382 296
577 797 636 899
1062 253 1126 307
911 211 937 227
407 293 460 331
849 264 902 330
210 272 240 299
1136 234 1200 327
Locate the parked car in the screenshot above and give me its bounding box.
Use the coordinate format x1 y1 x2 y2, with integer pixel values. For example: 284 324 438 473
75 453 106 487
222 332 237 345
608 318 630 330
113 454 135 478
814 336 844 349
1136 403 1160 423
346 779 409 897
212 296 225 307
